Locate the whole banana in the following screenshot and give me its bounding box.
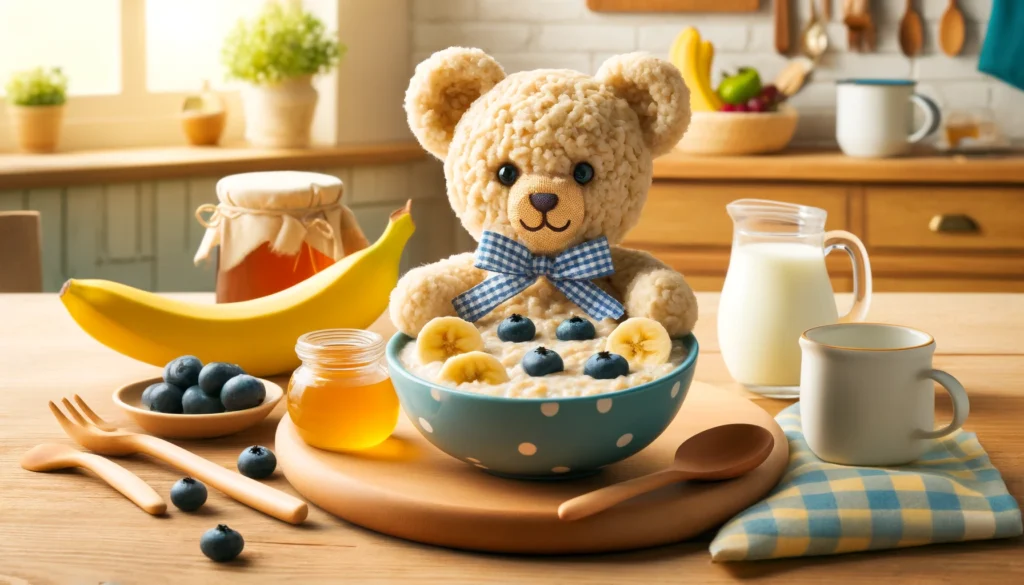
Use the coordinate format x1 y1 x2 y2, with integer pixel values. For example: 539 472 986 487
61 203 415 377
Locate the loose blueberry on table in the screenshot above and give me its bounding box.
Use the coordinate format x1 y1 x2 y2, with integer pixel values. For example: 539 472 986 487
238 445 277 479
522 346 565 377
221 375 266 411
148 382 185 414
182 386 225 415
584 351 630 380
200 524 244 562
198 362 244 396
497 313 536 342
170 477 208 512
556 316 597 341
164 355 203 388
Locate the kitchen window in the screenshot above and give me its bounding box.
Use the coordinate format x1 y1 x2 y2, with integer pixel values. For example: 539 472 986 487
0 0 331 151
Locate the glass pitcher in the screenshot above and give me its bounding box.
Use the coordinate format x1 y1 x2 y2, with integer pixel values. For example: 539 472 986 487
718 199 872 398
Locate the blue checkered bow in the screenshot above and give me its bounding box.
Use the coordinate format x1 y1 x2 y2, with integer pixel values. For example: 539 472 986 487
452 231 625 323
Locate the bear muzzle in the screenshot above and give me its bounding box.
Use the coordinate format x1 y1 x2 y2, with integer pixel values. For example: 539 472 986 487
507 175 585 256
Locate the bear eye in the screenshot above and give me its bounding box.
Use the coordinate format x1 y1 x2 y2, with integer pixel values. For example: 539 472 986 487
496 163 519 187
573 162 595 185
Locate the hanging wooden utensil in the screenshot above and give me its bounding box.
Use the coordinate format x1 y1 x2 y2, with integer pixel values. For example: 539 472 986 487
775 0 791 54
939 0 966 56
898 0 924 57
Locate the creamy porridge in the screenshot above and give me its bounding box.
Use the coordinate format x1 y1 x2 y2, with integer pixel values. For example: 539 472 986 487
398 292 688 399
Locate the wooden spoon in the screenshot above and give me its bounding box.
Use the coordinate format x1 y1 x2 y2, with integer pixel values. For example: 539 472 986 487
775 0 791 55
899 0 924 57
21 443 167 515
939 0 965 56
558 424 775 522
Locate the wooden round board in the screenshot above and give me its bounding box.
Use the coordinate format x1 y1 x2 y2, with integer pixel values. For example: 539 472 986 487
275 381 789 554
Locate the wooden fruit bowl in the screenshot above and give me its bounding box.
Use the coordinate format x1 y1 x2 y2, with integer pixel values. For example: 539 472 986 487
677 104 798 155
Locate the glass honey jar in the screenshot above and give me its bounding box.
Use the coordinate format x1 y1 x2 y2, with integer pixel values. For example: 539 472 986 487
287 329 399 452
193 171 369 303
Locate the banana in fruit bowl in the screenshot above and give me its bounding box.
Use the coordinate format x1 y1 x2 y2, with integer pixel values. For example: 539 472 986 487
61 202 415 378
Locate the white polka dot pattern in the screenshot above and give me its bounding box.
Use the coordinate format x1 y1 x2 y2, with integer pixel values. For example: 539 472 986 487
596 398 613 413
671 381 680 398
616 433 633 448
551 466 570 473
418 417 433 433
431 388 442 401
541 402 559 417
518 442 537 456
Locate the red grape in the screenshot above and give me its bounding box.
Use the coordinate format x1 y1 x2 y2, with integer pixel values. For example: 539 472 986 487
746 98 766 113
760 84 780 104
720 103 739 112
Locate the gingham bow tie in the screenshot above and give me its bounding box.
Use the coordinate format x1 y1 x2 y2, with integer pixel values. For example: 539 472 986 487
452 231 625 323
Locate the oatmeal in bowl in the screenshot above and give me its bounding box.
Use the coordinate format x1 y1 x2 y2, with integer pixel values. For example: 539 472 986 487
386 298 699 479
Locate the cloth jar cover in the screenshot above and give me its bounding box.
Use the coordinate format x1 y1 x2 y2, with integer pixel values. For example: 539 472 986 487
978 0 1024 92
709 403 1022 561
193 170 368 271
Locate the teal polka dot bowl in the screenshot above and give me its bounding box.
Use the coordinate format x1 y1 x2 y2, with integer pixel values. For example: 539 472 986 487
386 333 699 480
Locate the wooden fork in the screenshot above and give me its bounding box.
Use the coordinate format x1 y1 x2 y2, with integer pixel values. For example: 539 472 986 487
49 395 308 524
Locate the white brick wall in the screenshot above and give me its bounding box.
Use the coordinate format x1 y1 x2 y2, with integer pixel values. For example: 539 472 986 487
409 0 1024 145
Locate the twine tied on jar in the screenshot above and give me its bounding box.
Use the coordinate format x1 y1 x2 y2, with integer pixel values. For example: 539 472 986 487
193 171 369 272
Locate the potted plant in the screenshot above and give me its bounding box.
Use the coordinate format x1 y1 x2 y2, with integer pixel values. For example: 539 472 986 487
4 67 68 153
221 1 344 148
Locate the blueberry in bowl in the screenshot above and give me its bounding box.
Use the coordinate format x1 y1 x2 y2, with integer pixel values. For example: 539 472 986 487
522 346 564 377
497 314 536 342
556 316 596 341
198 362 244 396
584 351 630 380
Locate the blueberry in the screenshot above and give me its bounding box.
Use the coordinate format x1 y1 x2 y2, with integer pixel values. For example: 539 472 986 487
556 316 596 341
170 477 208 511
497 313 536 343
521 346 564 377
164 355 203 388
141 382 162 409
221 375 266 411
584 351 630 380
200 524 244 562
238 445 277 479
198 362 245 396
148 383 185 414
182 386 225 415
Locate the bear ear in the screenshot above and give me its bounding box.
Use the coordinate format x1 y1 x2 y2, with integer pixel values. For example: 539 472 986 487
405 47 506 160
596 52 691 157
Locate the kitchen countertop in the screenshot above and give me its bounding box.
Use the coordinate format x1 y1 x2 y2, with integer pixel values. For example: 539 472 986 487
653 148 1024 184
1 292 1022 583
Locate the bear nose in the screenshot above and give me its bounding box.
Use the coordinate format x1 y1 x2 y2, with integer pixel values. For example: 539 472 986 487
529 192 559 213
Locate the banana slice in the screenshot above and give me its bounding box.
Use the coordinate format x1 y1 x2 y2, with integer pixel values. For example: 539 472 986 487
438 351 510 385
606 318 673 368
417 316 485 363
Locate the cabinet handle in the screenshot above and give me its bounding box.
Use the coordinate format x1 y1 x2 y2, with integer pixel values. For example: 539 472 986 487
929 214 979 234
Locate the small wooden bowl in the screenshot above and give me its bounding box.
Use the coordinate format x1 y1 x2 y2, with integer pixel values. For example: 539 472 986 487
113 377 284 439
677 104 799 155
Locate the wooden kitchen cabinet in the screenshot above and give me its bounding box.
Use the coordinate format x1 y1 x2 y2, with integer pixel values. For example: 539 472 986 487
628 150 1024 293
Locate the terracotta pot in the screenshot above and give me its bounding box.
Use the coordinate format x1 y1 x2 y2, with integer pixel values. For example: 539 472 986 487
240 75 318 148
7 104 65 153
181 110 227 146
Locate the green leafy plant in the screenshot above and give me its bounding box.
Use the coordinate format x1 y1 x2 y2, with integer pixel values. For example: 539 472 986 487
221 1 345 85
4 67 68 106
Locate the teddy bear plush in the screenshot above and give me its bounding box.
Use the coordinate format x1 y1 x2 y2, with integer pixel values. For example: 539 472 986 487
389 47 698 338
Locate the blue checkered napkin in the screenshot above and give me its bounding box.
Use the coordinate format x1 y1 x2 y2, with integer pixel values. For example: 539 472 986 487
709 403 1023 561
451 231 624 322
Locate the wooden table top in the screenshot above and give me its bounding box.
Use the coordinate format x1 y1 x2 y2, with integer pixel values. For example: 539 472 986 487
2 292 1022 584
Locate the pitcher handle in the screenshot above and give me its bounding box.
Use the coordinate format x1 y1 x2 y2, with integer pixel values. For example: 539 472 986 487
825 230 872 323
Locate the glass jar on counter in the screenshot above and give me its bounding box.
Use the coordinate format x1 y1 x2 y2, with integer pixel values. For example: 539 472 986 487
287 329 399 452
193 171 369 303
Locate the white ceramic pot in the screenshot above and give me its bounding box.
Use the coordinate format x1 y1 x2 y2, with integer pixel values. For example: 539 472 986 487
7 104 65 153
240 75 318 148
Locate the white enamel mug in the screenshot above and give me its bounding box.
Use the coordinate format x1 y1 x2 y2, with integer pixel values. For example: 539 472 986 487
836 79 941 158
799 323 969 466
